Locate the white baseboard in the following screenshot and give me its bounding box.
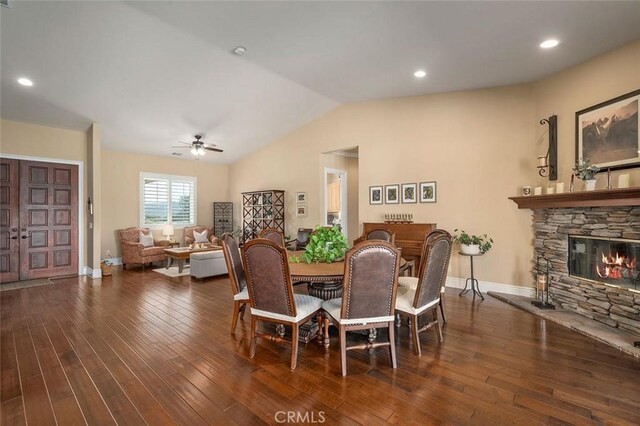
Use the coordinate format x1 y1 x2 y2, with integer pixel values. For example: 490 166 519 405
84 267 102 279
445 276 535 297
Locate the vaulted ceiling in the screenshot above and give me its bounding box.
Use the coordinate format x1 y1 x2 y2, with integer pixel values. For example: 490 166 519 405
2 1 640 163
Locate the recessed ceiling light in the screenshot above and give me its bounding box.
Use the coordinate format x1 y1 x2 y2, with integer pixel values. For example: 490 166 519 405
540 39 559 49
414 70 427 78
232 46 246 56
17 77 34 86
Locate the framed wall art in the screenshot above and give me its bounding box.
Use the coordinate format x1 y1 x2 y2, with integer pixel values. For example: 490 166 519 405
576 89 640 171
296 205 307 217
420 181 437 203
401 183 417 203
369 186 383 205
385 184 399 204
296 191 307 204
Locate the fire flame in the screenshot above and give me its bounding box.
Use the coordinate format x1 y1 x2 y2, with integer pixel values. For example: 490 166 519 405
597 252 635 279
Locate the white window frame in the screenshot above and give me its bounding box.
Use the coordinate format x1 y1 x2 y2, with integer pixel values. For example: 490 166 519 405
140 172 197 230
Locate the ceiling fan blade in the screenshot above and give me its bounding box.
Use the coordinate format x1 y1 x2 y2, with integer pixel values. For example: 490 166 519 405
176 141 192 145
204 147 224 152
171 145 190 149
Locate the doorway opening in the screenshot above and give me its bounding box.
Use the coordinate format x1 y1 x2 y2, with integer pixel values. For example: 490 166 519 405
321 147 358 243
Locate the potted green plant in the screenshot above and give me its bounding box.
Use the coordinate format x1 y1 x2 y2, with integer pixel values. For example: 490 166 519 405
452 229 494 255
290 225 349 264
573 159 600 191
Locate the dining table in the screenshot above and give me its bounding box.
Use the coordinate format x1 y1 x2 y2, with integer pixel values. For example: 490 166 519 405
287 251 407 343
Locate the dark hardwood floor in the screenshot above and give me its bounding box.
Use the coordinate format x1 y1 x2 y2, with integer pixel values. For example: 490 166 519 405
1 269 639 425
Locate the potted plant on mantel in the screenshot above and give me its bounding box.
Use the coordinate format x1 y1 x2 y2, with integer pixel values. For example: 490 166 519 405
290 225 349 263
573 159 600 191
452 229 494 255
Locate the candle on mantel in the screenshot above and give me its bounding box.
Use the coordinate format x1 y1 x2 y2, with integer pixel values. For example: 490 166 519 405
607 168 612 189
618 174 630 188
556 182 565 193
569 173 575 192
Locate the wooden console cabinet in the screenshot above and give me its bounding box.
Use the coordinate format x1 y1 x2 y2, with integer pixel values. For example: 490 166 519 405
362 222 437 269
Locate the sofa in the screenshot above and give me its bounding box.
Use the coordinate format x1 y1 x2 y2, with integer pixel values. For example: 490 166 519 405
117 227 170 269
190 250 228 279
184 225 220 246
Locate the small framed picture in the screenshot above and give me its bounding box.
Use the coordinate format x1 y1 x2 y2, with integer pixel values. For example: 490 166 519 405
385 184 399 204
369 186 383 205
296 192 307 204
401 183 417 203
296 205 307 217
419 181 437 203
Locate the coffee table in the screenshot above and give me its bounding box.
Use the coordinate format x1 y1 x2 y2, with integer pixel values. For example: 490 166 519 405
164 245 222 273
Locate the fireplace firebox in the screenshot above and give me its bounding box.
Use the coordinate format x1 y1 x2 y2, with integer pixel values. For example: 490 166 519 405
569 236 640 290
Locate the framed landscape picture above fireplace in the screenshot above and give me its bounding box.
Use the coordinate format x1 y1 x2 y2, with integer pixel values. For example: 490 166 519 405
576 89 640 171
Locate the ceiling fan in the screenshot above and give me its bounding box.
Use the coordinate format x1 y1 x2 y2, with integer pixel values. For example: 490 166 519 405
172 135 223 156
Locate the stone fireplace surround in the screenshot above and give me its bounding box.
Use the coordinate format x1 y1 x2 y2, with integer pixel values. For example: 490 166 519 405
533 206 640 336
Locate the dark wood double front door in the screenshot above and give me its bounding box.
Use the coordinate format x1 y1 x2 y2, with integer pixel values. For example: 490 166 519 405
0 158 79 283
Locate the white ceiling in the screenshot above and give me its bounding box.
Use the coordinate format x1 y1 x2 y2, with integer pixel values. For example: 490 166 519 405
2 1 640 163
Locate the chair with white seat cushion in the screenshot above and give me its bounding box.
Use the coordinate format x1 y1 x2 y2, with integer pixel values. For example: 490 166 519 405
241 238 323 370
398 229 451 323
321 240 401 376
221 233 250 334
395 231 452 356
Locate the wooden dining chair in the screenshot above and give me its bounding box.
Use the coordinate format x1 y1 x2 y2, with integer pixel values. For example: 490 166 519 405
398 229 451 323
241 238 323 369
221 233 250 334
353 227 395 245
395 231 452 356
258 228 285 247
321 240 401 376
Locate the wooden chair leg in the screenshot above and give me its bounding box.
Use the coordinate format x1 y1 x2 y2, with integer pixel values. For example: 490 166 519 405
231 301 241 334
411 314 421 357
239 303 246 320
291 324 299 370
339 325 347 376
316 312 324 344
323 317 330 349
434 309 443 342
388 322 397 369
439 294 447 323
249 316 257 358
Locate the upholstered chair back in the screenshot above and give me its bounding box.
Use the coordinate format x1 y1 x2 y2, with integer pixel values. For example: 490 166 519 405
414 232 452 309
242 239 295 318
340 241 400 321
184 225 216 246
291 228 314 250
221 233 246 295
366 228 395 244
257 228 285 247
117 227 151 244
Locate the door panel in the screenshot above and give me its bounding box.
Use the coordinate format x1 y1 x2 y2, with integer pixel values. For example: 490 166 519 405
20 161 78 280
0 159 20 283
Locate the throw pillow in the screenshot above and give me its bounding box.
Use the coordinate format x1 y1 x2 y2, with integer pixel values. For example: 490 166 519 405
194 229 209 243
139 231 154 247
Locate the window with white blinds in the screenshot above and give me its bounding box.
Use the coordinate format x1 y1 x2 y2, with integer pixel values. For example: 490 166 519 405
140 173 196 228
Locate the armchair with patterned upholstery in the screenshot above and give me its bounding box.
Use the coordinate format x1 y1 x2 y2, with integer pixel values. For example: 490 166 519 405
117 227 170 269
184 226 220 246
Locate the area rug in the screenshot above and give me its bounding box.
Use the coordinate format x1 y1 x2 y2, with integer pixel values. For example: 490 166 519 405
152 266 191 277
1 278 54 292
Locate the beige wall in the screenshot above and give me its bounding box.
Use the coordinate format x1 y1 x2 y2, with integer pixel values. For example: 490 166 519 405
533 40 640 189
0 119 91 270
230 85 537 286
101 149 229 259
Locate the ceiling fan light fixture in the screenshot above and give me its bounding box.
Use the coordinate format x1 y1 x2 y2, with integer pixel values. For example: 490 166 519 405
190 146 198 156
197 146 206 156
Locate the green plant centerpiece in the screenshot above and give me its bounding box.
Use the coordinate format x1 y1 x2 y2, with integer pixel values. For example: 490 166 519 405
452 229 494 255
572 159 599 181
290 225 348 264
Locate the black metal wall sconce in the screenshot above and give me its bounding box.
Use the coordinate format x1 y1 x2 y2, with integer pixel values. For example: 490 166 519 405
538 115 557 181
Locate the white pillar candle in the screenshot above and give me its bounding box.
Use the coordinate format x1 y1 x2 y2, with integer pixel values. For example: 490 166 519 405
537 157 547 167
556 182 565 193
618 174 630 188
546 187 555 194
534 186 542 195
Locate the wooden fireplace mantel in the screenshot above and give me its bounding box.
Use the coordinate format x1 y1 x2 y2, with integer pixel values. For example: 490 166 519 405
509 187 640 209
